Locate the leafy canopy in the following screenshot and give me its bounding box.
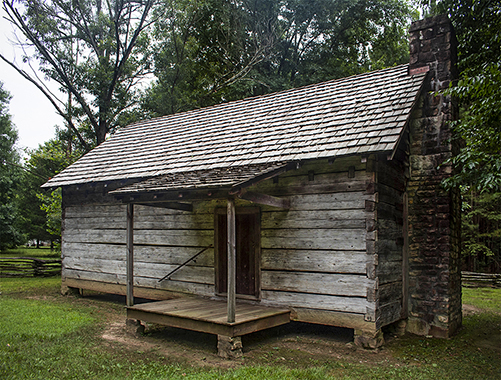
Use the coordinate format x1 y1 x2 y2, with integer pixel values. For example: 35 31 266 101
18 130 85 244
0 81 23 250
423 0 501 192
144 0 418 116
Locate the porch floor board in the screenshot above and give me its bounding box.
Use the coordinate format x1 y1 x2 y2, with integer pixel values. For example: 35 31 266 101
127 297 291 337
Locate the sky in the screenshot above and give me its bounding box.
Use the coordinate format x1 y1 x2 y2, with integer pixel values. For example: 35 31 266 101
0 7 61 153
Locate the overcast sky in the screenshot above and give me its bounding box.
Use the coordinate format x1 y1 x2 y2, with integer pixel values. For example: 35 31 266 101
0 8 61 153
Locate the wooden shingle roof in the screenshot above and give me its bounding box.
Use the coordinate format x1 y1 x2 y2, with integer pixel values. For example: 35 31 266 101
111 162 291 194
43 64 426 189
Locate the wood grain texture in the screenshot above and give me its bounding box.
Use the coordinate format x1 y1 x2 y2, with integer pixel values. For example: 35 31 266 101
261 271 375 297
63 268 215 296
60 161 387 322
261 249 369 274
261 228 366 251
261 290 371 314
63 257 214 284
290 307 376 331
62 243 215 266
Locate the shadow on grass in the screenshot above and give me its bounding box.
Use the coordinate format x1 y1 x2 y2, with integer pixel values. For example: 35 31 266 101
2 279 500 379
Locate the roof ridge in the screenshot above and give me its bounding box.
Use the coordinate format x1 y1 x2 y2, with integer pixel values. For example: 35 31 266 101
123 64 410 132
43 63 426 188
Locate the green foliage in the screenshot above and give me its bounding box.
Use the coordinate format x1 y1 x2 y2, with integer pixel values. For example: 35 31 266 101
17 132 83 245
0 81 23 250
37 188 62 238
144 0 418 117
423 0 501 193
461 191 501 271
444 61 501 192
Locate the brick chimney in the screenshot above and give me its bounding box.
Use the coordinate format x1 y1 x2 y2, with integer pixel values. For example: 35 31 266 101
405 15 461 338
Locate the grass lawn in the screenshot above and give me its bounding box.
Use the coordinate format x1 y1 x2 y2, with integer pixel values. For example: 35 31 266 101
0 277 500 379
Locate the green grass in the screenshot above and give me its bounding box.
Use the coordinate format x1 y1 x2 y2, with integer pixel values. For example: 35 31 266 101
0 277 500 379
389 313 501 379
0 246 61 259
0 276 61 295
463 287 501 313
0 298 94 340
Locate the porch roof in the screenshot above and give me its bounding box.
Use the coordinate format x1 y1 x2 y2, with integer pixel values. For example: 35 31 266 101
43 64 426 189
109 161 293 195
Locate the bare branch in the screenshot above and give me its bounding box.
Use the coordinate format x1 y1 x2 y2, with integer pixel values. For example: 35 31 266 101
107 0 154 104
0 53 90 151
3 1 99 132
1 159 49 181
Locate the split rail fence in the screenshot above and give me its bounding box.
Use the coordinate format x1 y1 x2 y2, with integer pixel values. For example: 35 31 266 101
1 258 499 288
0 257 61 277
462 271 501 288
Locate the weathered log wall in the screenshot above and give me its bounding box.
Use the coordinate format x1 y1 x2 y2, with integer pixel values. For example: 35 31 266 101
369 150 407 328
61 155 401 331
256 158 377 326
62 198 217 297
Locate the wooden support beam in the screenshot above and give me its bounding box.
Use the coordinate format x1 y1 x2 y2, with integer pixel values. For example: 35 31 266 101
238 191 290 209
113 189 231 203
136 202 193 212
126 203 134 307
402 193 409 318
227 199 236 323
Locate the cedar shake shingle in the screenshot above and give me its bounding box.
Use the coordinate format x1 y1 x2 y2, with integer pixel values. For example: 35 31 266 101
43 64 426 188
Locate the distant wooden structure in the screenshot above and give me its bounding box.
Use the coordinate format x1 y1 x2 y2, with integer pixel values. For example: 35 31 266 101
44 15 461 356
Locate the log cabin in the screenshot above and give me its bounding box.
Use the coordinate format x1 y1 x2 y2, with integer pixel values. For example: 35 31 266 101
43 15 461 357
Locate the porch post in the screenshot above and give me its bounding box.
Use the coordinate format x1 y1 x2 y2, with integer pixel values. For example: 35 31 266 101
227 199 236 323
126 203 134 307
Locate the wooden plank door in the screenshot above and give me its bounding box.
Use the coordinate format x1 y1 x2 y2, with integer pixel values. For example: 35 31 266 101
216 208 260 298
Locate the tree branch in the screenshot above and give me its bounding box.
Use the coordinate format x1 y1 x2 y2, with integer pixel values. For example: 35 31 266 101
0 54 90 151
3 0 100 134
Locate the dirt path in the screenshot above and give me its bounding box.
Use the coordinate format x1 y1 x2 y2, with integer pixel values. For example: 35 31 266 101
100 318 402 369
73 292 498 369
88 292 399 369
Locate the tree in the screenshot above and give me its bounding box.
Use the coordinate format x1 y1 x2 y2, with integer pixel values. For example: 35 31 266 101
0 82 23 250
421 0 501 192
143 0 280 115
461 191 501 271
144 0 418 117
1 0 156 150
18 129 85 247
270 0 416 87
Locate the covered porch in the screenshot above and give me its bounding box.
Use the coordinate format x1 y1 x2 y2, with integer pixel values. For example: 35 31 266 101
116 163 296 358
127 297 291 358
